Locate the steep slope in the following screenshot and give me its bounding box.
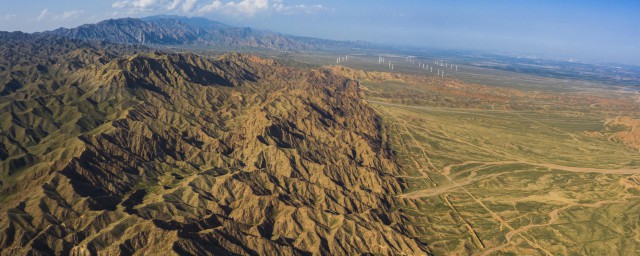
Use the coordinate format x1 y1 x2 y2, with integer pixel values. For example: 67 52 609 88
44 16 366 52
0 33 430 255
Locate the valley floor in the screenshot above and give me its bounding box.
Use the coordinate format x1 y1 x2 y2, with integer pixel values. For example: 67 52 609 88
369 100 640 255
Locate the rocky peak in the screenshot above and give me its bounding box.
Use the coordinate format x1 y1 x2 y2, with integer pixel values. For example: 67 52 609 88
0 34 431 255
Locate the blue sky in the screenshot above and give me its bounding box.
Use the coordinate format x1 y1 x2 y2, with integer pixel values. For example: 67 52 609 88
1 0 639 65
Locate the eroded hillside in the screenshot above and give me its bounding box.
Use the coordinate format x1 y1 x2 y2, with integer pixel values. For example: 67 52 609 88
0 33 431 255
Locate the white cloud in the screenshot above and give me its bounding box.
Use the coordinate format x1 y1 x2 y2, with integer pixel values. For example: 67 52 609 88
221 0 270 16
199 0 223 13
168 0 182 10
182 0 198 12
112 0 326 17
272 0 324 15
36 9 50 21
33 9 85 22
57 10 85 20
116 0 159 8
112 0 180 12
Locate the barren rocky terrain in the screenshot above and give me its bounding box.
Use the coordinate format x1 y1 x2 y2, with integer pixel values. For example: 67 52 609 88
0 32 431 255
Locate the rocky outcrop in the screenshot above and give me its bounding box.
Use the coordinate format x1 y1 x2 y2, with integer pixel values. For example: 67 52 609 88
0 34 430 255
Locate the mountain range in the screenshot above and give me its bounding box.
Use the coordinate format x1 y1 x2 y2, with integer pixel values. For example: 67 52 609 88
0 30 430 255
43 15 368 52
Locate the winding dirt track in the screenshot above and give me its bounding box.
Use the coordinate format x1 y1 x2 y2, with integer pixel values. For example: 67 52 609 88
482 196 638 256
401 172 505 198
447 160 640 175
373 103 554 255
399 160 640 199
370 101 640 255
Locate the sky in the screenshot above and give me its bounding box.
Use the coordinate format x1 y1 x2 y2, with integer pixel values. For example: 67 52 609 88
1 0 639 65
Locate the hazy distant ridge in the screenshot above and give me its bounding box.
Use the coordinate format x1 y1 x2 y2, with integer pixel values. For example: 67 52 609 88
44 15 368 51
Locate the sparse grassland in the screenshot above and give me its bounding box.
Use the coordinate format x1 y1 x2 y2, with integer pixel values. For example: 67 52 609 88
362 71 640 255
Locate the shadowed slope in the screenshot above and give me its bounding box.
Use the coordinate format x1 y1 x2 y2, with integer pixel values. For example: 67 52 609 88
0 33 430 255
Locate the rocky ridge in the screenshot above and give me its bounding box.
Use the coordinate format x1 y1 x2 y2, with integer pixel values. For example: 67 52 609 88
0 33 430 255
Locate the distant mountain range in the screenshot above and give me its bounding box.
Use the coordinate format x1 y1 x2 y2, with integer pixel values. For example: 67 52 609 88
42 15 369 51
